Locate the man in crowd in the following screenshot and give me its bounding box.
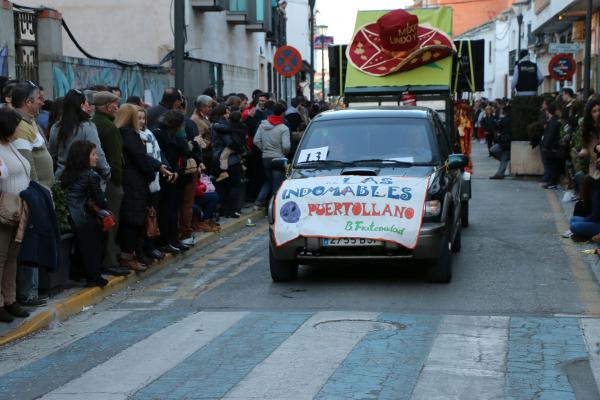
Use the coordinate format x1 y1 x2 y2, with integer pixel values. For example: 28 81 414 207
191 95 214 170
146 88 183 131
511 49 544 97
93 91 129 276
12 82 53 306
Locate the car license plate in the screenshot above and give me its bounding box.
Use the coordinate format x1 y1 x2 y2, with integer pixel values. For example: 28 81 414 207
323 238 382 247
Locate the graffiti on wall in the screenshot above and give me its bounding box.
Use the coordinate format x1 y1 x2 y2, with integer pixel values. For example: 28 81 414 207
52 57 173 105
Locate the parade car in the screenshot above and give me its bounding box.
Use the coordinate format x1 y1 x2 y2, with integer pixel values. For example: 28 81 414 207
267 107 469 283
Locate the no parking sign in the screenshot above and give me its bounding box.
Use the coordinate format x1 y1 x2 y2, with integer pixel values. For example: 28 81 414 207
274 46 303 78
548 54 576 81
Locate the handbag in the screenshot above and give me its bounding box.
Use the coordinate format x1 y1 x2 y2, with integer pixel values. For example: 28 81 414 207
0 144 29 226
146 206 160 238
92 205 117 232
0 192 23 226
184 158 198 174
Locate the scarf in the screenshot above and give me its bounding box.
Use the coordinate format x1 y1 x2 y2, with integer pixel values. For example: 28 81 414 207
267 115 285 126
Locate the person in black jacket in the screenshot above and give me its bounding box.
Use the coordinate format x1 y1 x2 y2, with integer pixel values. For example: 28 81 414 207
154 110 190 253
480 105 497 154
490 106 512 179
61 140 109 287
115 104 171 270
541 103 561 189
211 105 244 218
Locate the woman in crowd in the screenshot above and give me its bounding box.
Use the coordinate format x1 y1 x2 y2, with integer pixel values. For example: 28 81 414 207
61 140 108 287
114 104 171 270
154 110 189 253
212 104 244 218
137 107 166 261
46 96 64 140
0 108 31 322
571 98 600 240
49 89 110 180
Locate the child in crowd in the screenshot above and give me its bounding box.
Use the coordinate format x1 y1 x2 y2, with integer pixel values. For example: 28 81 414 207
61 140 108 287
193 165 220 232
216 110 247 182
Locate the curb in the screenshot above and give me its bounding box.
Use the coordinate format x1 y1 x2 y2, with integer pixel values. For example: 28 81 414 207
0 210 265 347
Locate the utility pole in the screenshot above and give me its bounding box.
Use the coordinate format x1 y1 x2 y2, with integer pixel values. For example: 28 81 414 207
516 13 523 58
584 0 592 99
309 0 316 102
174 0 185 91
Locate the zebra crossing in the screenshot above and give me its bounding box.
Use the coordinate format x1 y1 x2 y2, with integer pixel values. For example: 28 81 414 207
0 310 599 399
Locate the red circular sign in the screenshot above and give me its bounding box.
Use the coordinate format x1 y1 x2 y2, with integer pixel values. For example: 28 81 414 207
274 46 303 78
548 53 576 81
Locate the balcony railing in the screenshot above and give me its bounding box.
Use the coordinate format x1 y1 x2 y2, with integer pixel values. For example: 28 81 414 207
191 0 228 12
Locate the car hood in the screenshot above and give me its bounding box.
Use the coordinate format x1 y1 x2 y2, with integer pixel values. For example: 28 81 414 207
289 166 436 179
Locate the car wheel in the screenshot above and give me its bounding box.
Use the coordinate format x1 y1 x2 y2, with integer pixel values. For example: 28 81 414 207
451 226 462 253
269 246 299 282
427 238 452 283
461 200 469 227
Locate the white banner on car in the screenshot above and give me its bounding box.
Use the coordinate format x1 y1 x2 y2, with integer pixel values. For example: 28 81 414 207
274 175 430 248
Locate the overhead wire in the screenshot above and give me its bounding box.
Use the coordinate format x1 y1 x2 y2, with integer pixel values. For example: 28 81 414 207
12 2 167 69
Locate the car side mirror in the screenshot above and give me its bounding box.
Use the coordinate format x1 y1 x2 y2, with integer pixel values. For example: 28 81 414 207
271 157 289 172
447 154 468 170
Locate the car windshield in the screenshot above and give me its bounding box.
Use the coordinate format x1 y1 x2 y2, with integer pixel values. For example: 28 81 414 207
295 117 435 166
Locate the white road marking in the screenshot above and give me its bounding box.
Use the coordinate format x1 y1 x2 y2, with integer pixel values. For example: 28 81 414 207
581 318 600 395
40 311 248 400
0 310 130 375
223 311 379 400
411 315 509 400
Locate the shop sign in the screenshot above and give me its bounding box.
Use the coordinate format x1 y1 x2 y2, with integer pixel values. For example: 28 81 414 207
548 53 576 81
548 43 580 54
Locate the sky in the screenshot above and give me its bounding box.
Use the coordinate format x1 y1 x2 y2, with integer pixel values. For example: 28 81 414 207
313 0 414 45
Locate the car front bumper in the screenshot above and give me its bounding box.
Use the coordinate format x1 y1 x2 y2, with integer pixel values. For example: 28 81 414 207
269 222 447 263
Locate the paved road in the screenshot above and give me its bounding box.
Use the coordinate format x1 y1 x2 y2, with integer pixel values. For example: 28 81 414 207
2 142 600 399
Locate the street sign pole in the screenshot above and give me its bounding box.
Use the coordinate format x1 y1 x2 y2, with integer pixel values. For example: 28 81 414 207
321 35 325 100
584 0 592 99
309 0 315 103
174 0 185 91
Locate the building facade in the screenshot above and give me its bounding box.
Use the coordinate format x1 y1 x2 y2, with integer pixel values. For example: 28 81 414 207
457 0 600 99
413 0 513 36
9 0 311 102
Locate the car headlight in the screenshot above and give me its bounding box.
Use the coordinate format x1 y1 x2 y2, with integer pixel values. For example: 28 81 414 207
424 200 441 217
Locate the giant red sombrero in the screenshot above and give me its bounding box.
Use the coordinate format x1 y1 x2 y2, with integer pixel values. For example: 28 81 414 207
347 9 455 77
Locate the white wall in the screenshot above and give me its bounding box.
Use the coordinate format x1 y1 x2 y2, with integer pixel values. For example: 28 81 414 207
17 0 173 64
285 0 310 61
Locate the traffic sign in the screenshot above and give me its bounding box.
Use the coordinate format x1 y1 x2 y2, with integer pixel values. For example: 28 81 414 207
548 53 576 81
549 42 580 54
274 46 303 78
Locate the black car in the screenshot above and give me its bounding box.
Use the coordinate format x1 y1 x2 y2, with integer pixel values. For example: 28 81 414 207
268 107 470 283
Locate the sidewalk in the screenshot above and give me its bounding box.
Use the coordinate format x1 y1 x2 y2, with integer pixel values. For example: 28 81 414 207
0 206 265 347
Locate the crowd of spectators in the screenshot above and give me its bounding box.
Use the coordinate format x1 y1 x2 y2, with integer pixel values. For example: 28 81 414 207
0 77 326 323
472 87 600 243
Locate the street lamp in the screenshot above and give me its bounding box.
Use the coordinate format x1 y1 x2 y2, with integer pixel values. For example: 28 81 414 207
516 13 523 58
317 24 328 101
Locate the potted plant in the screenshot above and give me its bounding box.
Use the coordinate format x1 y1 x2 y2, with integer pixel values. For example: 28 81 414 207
510 95 545 176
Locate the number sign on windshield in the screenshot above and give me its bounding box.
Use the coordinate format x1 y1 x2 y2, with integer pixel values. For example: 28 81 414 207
298 146 329 163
